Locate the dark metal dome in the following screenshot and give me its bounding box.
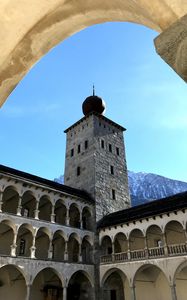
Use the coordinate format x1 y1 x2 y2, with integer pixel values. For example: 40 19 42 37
82 95 106 116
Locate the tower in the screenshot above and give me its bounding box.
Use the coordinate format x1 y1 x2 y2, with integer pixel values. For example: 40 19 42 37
64 91 130 219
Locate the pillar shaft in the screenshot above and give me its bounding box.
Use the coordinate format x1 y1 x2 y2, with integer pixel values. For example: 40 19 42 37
131 286 136 300
170 284 177 300
63 287 67 300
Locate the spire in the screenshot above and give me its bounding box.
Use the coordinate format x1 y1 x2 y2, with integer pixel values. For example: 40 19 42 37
93 84 95 96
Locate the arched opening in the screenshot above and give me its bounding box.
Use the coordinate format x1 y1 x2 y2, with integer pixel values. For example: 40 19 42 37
52 230 65 261
114 232 128 262
101 236 112 255
67 271 93 300
2 186 19 214
35 227 50 259
0 265 26 300
129 229 145 259
30 268 63 300
39 195 52 222
103 269 129 300
0 220 14 255
146 225 164 257
165 221 186 256
81 236 93 264
68 233 79 263
175 262 187 300
69 204 80 228
21 191 36 218
82 207 93 231
54 200 67 225
16 224 33 257
134 264 171 300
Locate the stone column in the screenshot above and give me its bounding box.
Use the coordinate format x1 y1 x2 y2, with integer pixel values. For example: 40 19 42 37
48 239 53 259
34 201 39 219
51 205 55 223
112 241 115 262
127 238 131 260
144 235 148 258
25 284 31 300
162 232 168 256
63 286 67 300
80 211 83 229
0 191 3 212
79 243 82 263
17 195 22 216
64 241 68 261
130 285 136 300
30 235 36 258
11 231 18 256
170 284 177 300
66 209 70 226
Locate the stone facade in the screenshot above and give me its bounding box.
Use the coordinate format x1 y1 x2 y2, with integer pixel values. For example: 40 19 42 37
64 112 130 220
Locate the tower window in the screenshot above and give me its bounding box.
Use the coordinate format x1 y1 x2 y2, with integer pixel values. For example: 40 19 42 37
112 189 116 200
101 139 105 149
77 144 81 153
110 165 114 175
109 143 112 153
116 147 120 156
85 140 88 149
77 166 81 176
71 148 74 157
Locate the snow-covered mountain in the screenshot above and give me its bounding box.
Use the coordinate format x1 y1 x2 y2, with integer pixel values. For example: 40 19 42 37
54 172 187 206
128 171 187 206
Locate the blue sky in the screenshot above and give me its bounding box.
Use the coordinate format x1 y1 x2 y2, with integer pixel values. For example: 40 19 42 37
0 22 187 182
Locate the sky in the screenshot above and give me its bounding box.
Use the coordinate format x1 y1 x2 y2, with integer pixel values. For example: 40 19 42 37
0 22 187 182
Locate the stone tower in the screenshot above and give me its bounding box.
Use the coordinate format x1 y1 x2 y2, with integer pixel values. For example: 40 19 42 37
64 91 130 220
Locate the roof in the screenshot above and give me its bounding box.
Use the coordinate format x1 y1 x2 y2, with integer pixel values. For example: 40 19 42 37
64 112 126 133
97 191 187 229
0 164 94 204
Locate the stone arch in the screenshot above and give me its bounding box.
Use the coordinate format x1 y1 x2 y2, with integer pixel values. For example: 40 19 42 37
114 232 128 253
133 264 171 300
68 232 80 263
16 223 34 257
67 270 94 300
52 230 66 261
0 264 27 300
54 199 67 225
81 235 93 264
69 203 81 228
35 227 51 259
21 190 36 218
2 185 19 214
100 235 112 255
0 220 14 255
129 228 145 250
146 224 164 247
174 260 187 300
38 195 52 222
82 206 93 230
30 267 64 300
165 220 185 245
102 268 130 300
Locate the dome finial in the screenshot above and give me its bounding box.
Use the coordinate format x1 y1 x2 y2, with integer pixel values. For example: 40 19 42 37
93 84 95 96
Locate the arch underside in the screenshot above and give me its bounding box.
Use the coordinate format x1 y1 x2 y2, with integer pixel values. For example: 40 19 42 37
0 0 187 107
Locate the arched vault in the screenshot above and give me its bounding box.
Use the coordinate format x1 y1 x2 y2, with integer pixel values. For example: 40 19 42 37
0 0 187 106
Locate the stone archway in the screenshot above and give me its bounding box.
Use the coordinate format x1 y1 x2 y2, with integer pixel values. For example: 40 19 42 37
67 270 94 300
174 261 187 300
0 265 27 300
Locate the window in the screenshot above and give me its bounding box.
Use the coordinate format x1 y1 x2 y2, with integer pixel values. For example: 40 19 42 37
85 140 88 149
116 147 119 156
71 148 74 157
110 165 114 175
19 239 26 255
109 143 112 153
77 166 81 176
77 144 81 153
112 189 116 200
101 139 105 149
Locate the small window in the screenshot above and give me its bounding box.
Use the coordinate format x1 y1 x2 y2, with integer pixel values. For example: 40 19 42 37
77 144 81 153
109 143 112 153
112 189 116 200
77 166 81 176
101 139 105 149
85 140 88 149
116 147 119 156
19 239 26 255
110 165 114 175
71 148 74 157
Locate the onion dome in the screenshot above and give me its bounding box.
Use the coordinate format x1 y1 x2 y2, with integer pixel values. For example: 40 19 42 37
82 86 106 116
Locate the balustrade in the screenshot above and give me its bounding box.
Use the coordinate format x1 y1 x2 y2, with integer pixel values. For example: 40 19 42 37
168 243 187 256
